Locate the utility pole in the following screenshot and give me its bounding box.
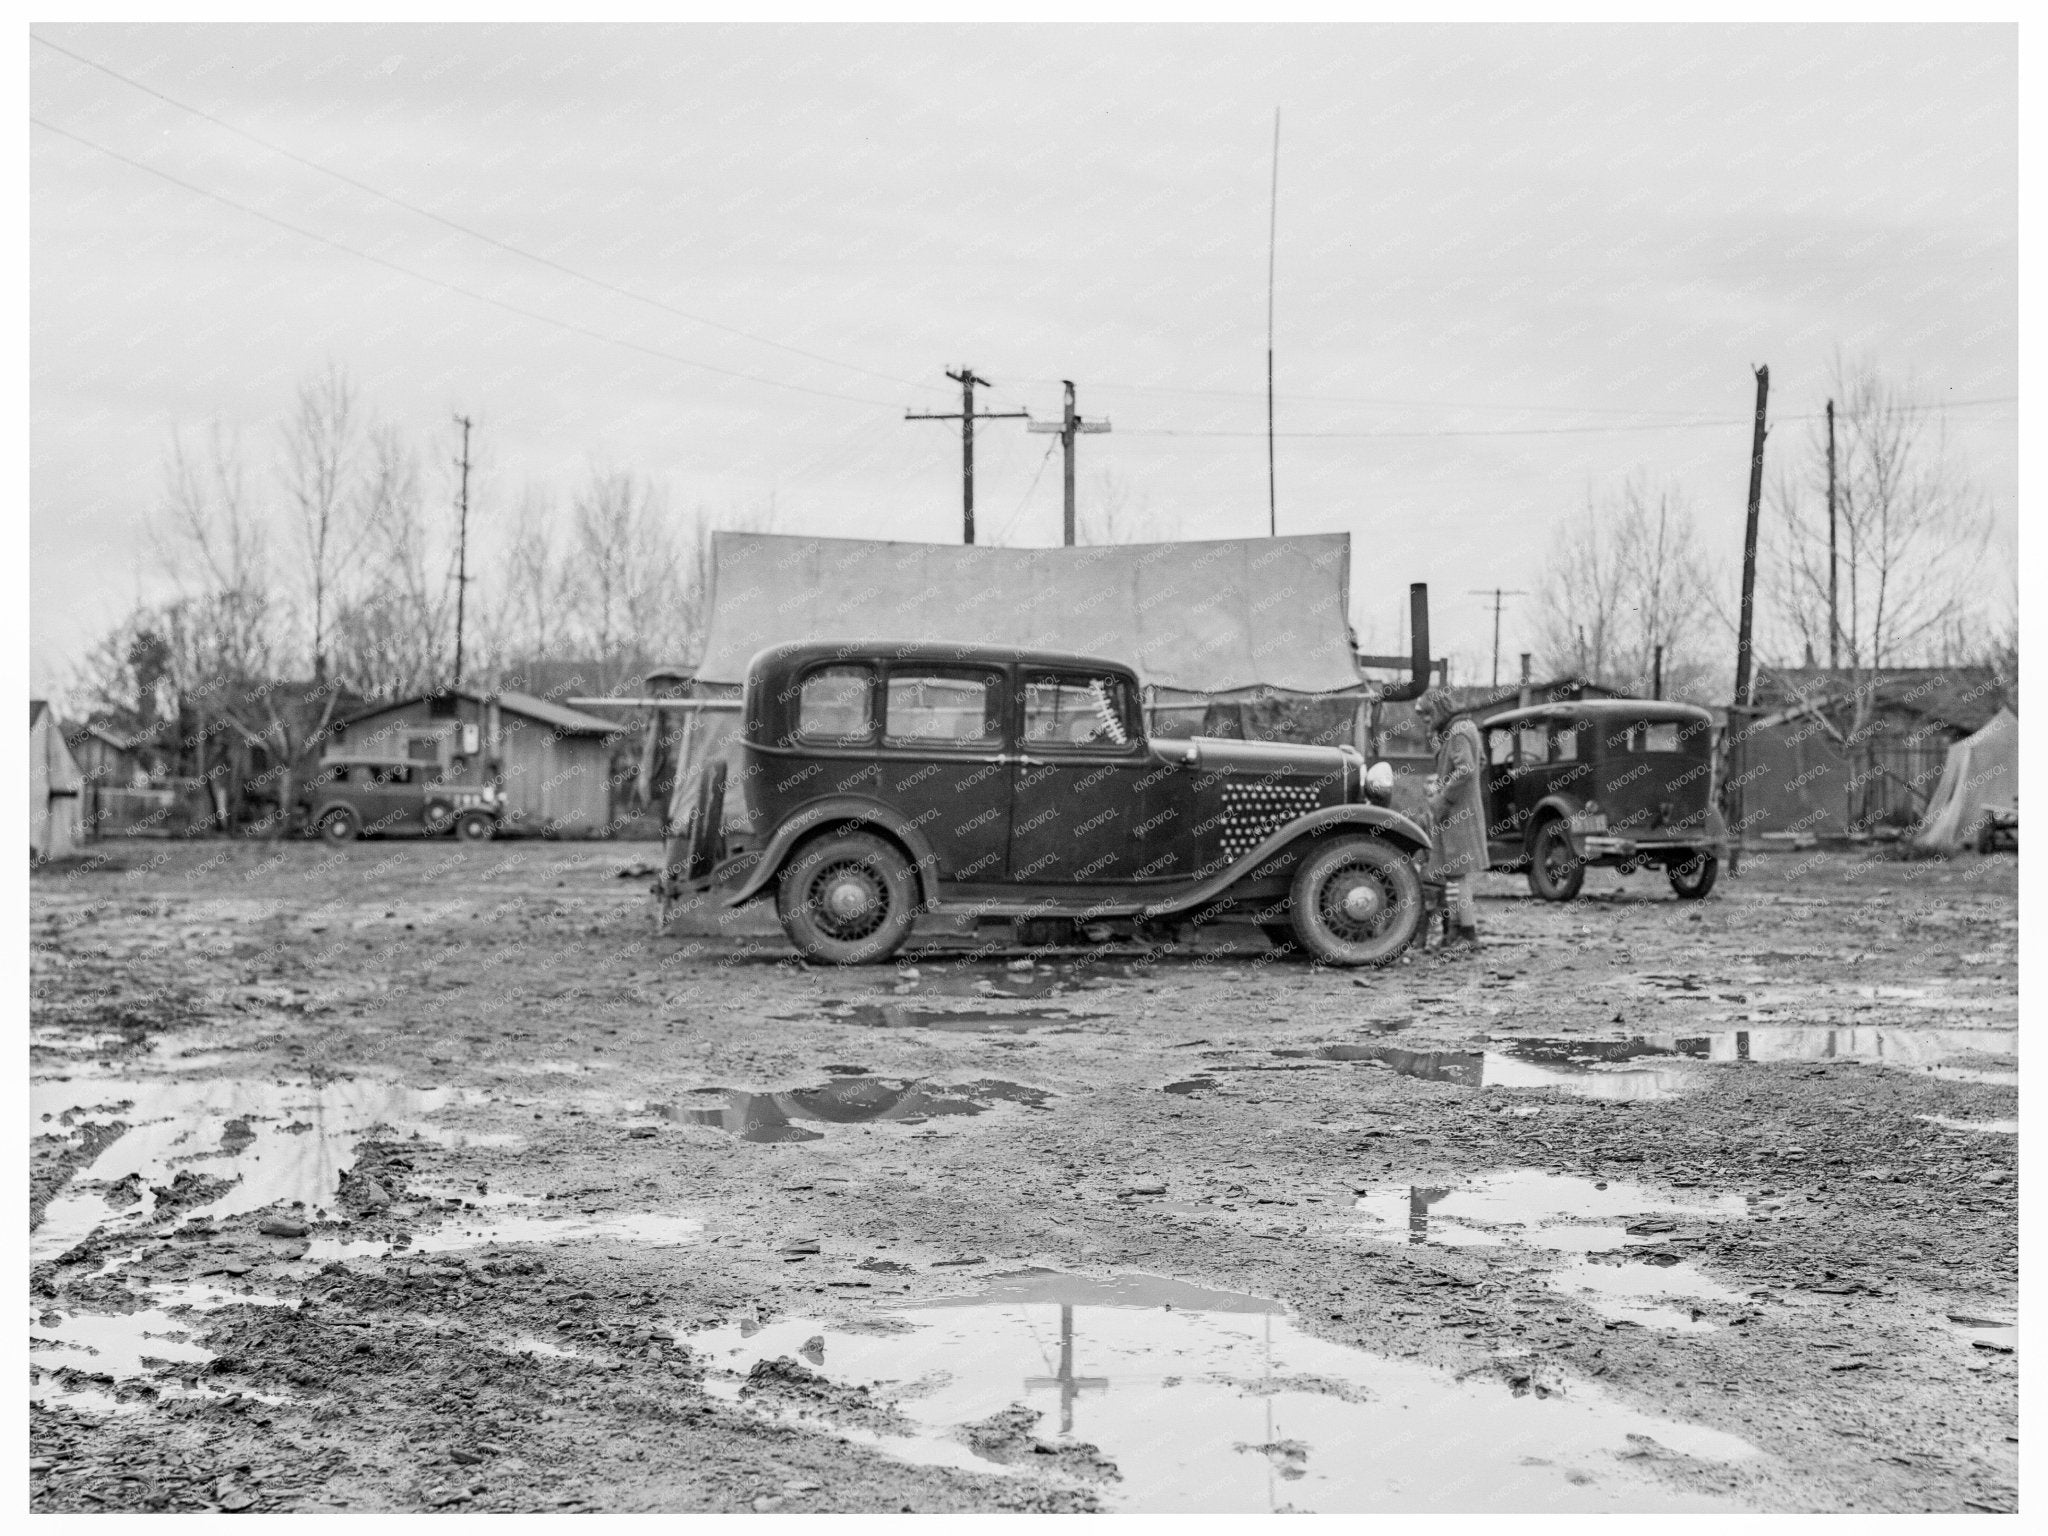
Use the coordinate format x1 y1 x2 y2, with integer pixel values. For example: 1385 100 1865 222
1266 106 1280 537
453 414 473 688
1470 588 1528 689
1826 397 1839 671
905 367 1026 544
1733 365 1769 709
1729 364 1770 879
1027 381 1111 545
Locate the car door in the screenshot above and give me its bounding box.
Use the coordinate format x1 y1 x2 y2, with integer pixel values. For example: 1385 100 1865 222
1006 670 1147 885
376 762 423 834
878 662 1012 883
1481 726 1520 857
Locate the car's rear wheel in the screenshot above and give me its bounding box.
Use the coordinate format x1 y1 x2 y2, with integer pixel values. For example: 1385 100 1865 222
455 811 495 843
1526 818 1584 902
777 831 917 965
1667 851 1718 900
423 800 456 836
320 808 359 844
1287 835 1424 967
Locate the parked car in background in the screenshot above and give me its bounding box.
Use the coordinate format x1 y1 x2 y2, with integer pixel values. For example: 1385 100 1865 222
664 639 1435 966
300 759 501 843
1470 700 1726 901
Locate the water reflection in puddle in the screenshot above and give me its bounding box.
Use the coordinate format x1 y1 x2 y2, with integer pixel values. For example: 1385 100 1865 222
1546 1260 1747 1333
1354 1171 1746 1255
691 1269 1755 1511
30 1078 495 1261
658 1078 1051 1143
1517 1026 2016 1068
879 958 1149 1000
1306 1044 1692 1102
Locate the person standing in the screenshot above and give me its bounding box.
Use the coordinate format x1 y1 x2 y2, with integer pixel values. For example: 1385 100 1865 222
1418 688 1487 953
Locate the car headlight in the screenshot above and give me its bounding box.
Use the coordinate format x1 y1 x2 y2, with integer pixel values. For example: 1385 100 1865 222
1365 761 1395 795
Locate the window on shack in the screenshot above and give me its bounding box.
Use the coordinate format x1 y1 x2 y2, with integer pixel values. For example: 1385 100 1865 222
795 665 873 742
1023 674 1134 748
884 670 1000 746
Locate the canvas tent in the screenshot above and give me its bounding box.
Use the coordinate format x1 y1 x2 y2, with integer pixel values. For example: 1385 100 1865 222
662 531 1370 837
1912 706 2018 853
30 700 86 860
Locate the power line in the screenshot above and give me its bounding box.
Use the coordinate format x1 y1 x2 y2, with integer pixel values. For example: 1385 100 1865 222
1116 396 2015 441
31 114 901 410
990 440 1061 548
32 32 944 400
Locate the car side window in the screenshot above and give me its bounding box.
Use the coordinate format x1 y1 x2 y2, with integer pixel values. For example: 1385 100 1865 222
1641 722 1681 753
349 765 374 786
1488 729 1515 766
1517 726 1548 766
375 764 414 787
884 670 1000 746
1023 674 1134 748
1551 724 1579 762
796 665 874 741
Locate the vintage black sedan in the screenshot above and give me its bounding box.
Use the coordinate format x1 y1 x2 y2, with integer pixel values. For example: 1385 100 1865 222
1471 699 1726 901
667 639 1434 966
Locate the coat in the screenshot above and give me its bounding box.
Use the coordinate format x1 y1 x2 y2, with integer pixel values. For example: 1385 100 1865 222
1428 716 1489 879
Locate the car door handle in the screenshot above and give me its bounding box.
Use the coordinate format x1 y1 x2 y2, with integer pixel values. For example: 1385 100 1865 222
999 753 1043 766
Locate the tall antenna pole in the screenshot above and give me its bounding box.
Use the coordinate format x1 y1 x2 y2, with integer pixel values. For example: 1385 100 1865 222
1826 398 1839 670
1266 107 1280 538
453 414 473 688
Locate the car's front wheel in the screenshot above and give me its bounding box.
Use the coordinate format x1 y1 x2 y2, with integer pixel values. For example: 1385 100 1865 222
320 808 360 844
1667 851 1718 900
455 811 496 843
1526 818 1584 902
777 831 918 965
1287 835 1424 967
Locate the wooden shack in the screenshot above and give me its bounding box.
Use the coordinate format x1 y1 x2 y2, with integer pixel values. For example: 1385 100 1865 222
328 688 624 838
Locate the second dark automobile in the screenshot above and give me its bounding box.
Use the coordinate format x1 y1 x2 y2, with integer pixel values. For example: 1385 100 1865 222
1468 699 1727 901
666 640 1435 966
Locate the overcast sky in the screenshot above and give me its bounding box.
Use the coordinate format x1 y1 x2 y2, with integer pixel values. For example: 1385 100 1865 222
30 22 2016 694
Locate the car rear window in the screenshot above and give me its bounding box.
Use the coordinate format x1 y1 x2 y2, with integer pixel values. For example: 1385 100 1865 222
796 666 873 740
885 671 1000 745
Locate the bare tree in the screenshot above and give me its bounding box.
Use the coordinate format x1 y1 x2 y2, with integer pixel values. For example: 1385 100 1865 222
278 362 370 688
1534 475 1720 701
1765 359 1993 683
564 468 689 694
331 425 452 698
1077 468 1159 546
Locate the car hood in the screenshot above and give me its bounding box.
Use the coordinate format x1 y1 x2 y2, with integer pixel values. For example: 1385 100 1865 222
1172 736 1352 776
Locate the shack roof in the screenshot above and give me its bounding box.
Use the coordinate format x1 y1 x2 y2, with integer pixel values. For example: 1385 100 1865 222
687 532 1365 696
337 688 620 737
1753 666 2005 735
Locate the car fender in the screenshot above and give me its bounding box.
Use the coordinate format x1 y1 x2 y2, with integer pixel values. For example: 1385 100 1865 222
307 796 359 827
1140 804 1432 919
1524 793 1584 851
721 796 942 908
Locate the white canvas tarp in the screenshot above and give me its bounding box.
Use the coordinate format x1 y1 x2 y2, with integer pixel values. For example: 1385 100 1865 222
1912 706 2018 852
689 532 1363 695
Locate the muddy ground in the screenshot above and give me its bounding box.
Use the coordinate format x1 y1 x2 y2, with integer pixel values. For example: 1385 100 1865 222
28 839 2018 1513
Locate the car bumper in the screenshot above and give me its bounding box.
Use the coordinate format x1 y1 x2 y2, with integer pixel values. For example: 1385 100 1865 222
1579 833 1721 860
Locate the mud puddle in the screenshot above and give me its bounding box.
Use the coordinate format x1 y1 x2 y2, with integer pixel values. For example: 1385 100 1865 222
1943 1315 2017 1351
31 1078 495 1261
689 1268 1755 1511
1917 1115 2018 1135
875 958 1149 1000
822 1003 1096 1034
657 1078 1052 1143
1296 1044 1693 1101
1353 1170 1748 1253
